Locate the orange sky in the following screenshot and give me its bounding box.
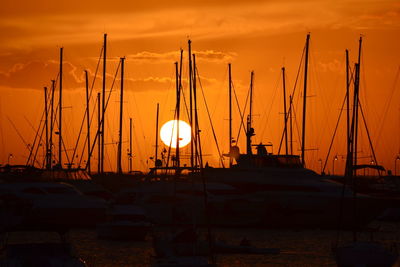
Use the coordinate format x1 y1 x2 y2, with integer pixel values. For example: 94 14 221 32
0 0 399 174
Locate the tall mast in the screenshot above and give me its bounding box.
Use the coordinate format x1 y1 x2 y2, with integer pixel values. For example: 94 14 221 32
188 40 194 169
228 63 232 167
345 50 351 177
155 103 159 169
282 67 288 155
44 86 49 169
175 61 180 170
176 49 183 171
58 47 63 168
101 33 107 173
97 92 101 174
117 57 125 174
193 54 201 168
289 94 293 155
85 70 91 174
50 80 55 169
129 118 133 173
301 33 310 167
353 36 362 176
246 71 254 155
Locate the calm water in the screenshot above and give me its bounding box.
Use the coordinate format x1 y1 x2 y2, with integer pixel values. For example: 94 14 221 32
64 221 399 267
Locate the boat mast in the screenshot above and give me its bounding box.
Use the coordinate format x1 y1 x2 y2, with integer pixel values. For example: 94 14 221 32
345 50 352 177
282 67 288 155
50 79 55 169
193 54 202 168
97 92 101 173
101 33 107 174
129 117 133 173
289 94 293 155
58 47 63 168
175 61 180 171
353 37 362 176
246 71 254 155
301 33 310 167
117 57 125 174
177 49 183 171
44 86 49 169
155 103 159 170
228 63 232 167
85 70 91 174
188 40 194 169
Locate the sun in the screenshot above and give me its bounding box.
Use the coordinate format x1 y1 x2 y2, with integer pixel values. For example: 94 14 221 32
160 120 191 149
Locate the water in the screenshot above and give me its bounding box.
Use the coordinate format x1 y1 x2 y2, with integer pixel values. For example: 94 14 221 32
66 221 399 267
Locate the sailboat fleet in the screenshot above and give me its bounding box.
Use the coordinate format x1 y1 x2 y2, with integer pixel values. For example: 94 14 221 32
1 33 400 266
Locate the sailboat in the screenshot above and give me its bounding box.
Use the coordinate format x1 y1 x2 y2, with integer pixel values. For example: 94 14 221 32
150 42 217 267
331 37 400 267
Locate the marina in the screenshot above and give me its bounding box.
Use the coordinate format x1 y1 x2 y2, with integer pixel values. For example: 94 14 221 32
0 1 400 265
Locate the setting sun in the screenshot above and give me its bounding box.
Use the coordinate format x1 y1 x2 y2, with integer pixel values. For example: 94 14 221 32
160 120 191 149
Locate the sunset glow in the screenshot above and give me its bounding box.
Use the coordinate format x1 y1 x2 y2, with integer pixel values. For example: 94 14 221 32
0 0 398 174
160 120 191 149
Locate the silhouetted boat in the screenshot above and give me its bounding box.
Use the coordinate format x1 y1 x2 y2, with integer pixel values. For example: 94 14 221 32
190 34 391 230
0 182 107 228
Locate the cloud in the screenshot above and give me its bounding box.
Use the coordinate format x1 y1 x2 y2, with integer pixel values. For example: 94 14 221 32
126 76 175 92
126 50 236 64
194 50 237 63
0 60 84 90
1 1 398 51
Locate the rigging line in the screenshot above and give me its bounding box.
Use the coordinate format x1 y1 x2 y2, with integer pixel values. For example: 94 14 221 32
259 71 281 140
375 66 400 149
291 102 302 153
232 82 247 144
322 93 347 173
85 60 121 169
6 116 32 158
77 91 100 168
70 47 103 166
163 69 180 177
25 107 45 166
31 116 48 168
196 66 225 167
235 76 251 145
26 80 57 166
359 101 380 174
24 115 46 167
277 71 286 154
50 92 72 166
264 45 305 141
